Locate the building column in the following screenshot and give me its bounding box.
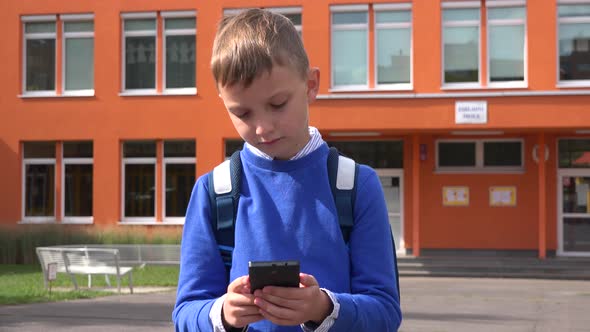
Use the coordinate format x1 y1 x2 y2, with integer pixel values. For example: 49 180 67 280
538 133 547 259
412 135 421 257
55 142 62 222
156 140 163 222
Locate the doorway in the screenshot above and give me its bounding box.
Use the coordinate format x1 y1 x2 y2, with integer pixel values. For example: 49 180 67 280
377 169 404 254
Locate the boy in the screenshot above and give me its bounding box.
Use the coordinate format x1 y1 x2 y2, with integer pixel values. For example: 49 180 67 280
172 8 401 332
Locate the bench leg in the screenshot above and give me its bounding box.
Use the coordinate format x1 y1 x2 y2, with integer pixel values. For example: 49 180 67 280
128 272 134 294
117 276 121 294
88 275 92 288
69 272 79 290
105 275 111 287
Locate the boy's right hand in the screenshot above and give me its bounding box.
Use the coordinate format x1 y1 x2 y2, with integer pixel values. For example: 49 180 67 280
222 276 264 329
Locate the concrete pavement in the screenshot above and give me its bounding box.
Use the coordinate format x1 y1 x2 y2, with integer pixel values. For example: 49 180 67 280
1 277 589 331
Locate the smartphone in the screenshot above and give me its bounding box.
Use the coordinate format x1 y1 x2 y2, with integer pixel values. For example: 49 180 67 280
248 260 300 293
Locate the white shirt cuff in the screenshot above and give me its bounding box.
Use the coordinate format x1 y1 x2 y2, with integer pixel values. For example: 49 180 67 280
210 294 228 332
300 288 340 332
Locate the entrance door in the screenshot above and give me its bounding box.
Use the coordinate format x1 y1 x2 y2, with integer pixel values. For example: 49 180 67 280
558 170 590 256
377 169 404 254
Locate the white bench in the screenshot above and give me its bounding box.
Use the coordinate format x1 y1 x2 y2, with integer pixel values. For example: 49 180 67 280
36 247 134 294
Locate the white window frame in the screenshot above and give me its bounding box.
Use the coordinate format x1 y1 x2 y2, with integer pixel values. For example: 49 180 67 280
61 14 95 96
22 153 56 224
62 145 93 224
22 15 57 97
436 138 524 173
441 2 482 89
330 5 370 91
163 156 196 223
556 0 590 88
162 11 197 95
121 12 158 95
374 3 413 91
121 144 157 223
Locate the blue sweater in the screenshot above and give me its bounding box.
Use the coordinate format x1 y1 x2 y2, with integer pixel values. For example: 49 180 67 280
173 143 401 331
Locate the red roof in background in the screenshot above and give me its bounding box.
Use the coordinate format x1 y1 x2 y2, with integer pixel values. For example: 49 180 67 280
573 152 590 165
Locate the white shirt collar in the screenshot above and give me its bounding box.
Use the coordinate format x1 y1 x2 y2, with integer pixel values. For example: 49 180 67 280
245 126 324 160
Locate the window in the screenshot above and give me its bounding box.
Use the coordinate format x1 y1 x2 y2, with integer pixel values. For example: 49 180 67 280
122 140 196 223
487 3 526 85
121 11 196 95
122 141 156 220
63 141 93 222
164 140 195 221
436 139 523 172
62 15 94 94
442 3 480 86
22 16 56 95
331 6 368 89
375 6 412 88
163 14 196 92
22 14 94 97
123 14 157 92
442 1 526 88
331 4 412 90
558 1 590 85
22 142 55 221
439 142 476 167
559 139 590 168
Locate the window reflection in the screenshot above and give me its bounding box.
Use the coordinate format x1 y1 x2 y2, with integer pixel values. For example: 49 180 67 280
125 164 155 217
25 164 55 217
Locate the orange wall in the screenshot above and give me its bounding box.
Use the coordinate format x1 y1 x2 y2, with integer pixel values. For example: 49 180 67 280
414 135 558 250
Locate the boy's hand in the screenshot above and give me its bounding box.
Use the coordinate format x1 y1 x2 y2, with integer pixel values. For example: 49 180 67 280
223 276 264 329
252 273 333 326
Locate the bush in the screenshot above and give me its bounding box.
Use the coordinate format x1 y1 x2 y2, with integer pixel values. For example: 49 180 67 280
0 225 182 264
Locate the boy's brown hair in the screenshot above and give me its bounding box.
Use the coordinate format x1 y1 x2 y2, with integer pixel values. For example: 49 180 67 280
211 8 309 88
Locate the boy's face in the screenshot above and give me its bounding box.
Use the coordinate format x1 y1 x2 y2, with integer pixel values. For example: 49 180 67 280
218 65 320 160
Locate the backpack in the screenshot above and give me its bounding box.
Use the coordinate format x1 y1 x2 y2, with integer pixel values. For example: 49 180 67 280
207 147 400 301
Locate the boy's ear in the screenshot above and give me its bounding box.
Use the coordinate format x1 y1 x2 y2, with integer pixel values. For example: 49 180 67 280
306 67 320 103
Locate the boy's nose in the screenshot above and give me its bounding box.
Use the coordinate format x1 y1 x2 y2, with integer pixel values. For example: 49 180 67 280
254 117 275 136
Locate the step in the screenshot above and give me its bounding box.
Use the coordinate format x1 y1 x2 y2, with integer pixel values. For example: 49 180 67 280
396 255 590 280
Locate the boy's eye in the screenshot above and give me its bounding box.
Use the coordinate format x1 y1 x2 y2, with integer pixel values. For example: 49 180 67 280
270 100 287 109
235 112 249 119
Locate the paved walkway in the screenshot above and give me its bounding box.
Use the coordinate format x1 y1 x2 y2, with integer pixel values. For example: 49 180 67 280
1 277 589 331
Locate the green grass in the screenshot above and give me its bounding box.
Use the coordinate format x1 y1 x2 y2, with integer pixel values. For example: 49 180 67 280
0 225 182 264
0 264 179 305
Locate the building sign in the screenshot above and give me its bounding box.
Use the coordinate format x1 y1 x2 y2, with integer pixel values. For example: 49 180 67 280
455 101 487 124
443 186 469 206
490 186 516 206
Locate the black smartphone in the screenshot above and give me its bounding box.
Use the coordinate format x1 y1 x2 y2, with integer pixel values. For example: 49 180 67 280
248 260 300 293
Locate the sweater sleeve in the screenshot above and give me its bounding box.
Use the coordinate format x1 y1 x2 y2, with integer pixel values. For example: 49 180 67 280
172 174 229 332
329 166 403 332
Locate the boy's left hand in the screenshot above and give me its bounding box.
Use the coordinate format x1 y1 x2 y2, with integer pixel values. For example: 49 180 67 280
252 273 333 326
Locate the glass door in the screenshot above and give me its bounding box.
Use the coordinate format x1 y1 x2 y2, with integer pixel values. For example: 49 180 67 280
557 139 590 256
377 169 404 254
558 171 590 255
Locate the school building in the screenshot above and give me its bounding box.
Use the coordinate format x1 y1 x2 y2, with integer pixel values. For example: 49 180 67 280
1 0 589 258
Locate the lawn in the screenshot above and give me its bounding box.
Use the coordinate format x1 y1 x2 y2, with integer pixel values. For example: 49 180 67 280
0 264 179 305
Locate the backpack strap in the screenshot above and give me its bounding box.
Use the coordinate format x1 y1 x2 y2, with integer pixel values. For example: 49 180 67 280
208 150 242 274
327 147 359 244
